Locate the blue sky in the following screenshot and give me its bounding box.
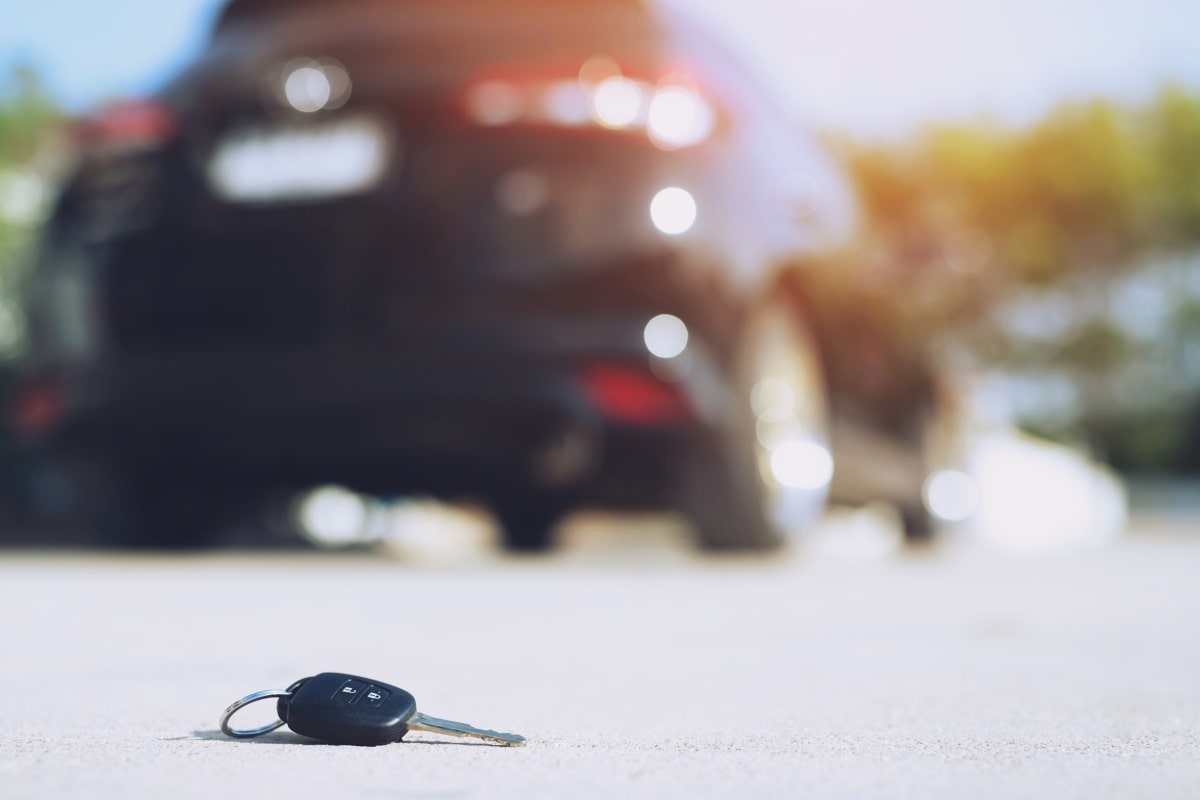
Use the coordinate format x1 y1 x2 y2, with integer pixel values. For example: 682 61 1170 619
3 0 1200 134
1 0 217 104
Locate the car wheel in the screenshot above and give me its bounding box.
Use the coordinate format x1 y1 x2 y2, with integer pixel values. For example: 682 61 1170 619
493 497 565 553
679 301 830 551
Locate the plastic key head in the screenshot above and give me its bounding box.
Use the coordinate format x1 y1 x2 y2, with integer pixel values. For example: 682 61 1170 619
283 673 417 746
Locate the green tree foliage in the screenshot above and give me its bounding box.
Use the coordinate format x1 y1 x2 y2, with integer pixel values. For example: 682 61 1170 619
840 88 1200 472
0 64 59 167
0 64 61 352
0 64 60 253
845 87 1200 301
1145 87 1200 246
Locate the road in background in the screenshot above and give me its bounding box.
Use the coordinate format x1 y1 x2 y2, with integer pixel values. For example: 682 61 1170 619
1 518 1198 799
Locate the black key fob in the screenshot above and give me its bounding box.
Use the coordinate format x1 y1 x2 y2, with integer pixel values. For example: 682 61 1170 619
279 673 417 746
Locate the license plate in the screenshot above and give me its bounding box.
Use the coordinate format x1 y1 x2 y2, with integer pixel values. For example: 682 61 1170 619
207 115 392 203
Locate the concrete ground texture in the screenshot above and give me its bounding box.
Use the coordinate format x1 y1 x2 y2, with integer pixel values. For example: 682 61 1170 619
2 517 1199 799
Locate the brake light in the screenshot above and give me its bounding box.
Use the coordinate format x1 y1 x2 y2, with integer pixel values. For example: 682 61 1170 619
11 380 63 437
461 57 716 150
76 99 177 157
579 363 692 426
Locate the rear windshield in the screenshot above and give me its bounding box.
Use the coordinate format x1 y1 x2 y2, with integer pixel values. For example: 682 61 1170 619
214 0 647 35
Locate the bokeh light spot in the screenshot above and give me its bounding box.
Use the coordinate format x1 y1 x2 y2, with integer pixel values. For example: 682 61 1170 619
644 314 689 359
770 441 834 490
650 187 697 235
593 77 643 128
922 470 980 522
648 86 713 149
285 66 332 113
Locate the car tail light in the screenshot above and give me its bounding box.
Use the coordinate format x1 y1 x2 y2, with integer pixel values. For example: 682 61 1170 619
75 99 177 158
578 363 692 426
11 380 63 437
460 57 717 150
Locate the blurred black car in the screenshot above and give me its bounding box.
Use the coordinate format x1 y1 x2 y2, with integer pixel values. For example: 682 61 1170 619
13 0 857 550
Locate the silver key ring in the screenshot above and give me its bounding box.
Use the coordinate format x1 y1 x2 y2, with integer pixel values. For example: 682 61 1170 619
219 689 294 738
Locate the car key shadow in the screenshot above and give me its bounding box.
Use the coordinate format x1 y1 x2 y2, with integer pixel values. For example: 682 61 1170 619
178 730 499 746
173 730 321 745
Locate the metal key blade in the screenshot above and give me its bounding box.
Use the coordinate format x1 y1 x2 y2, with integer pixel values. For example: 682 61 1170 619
407 712 526 746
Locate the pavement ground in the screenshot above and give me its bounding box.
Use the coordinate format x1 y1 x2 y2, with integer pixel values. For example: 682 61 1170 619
1 515 1199 799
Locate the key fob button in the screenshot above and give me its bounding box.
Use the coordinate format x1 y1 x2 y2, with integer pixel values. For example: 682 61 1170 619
362 687 390 707
334 679 370 704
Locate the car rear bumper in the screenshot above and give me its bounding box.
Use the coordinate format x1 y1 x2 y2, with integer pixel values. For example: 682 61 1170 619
25 315 725 494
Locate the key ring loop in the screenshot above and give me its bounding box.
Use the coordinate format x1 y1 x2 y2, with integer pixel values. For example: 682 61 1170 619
220 689 294 738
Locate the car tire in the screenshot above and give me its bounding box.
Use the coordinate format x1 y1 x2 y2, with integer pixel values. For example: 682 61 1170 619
899 504 936 544
679 299 830 551
677 430 782 551
494 497 565 553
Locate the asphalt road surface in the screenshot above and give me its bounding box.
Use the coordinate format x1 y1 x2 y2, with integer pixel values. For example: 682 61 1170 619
2 515 1198 799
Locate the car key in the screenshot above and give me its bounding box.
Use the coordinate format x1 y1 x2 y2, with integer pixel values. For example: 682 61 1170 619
220 672 525 747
